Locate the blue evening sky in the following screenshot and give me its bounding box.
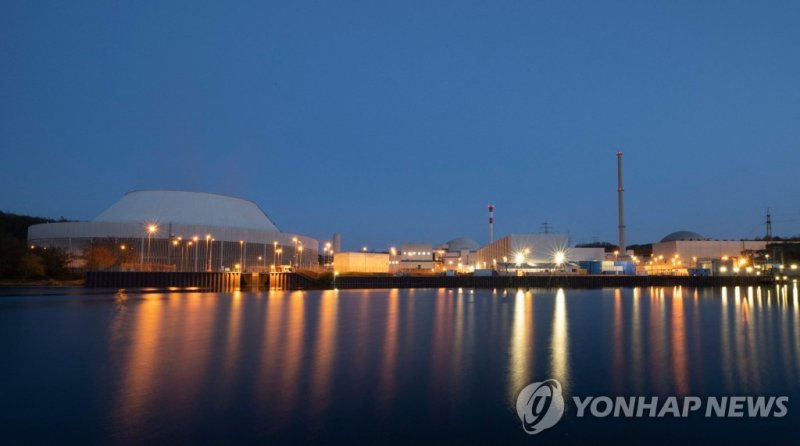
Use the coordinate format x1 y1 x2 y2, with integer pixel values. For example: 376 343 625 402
2 1 799 250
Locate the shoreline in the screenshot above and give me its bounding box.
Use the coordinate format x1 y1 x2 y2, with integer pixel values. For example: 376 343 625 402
0 279 85 288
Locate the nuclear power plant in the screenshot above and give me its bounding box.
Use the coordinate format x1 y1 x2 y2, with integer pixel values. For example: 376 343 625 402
27 153 796 282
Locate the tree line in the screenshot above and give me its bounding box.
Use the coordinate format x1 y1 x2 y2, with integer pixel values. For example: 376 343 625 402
0 211 76 281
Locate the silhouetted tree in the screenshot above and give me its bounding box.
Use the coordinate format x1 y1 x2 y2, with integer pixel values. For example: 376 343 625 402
19 253 45 279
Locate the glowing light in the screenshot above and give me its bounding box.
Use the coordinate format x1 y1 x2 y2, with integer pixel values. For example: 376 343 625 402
514 252 525 265
720 266 728 273
147 224 158 234
554 251 566 265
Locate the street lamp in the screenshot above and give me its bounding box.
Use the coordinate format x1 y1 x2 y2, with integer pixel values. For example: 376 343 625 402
193 236 199 272
239 240 245 272
187 240 194 272
176 236 183 271
325 241 332 265
205 234 212 272
292 237 298 267
141 224 158 265
171 239 178 270
298 245 304 269
273 241 278 267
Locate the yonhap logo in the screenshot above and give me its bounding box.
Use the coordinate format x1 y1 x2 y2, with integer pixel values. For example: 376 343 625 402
516 379 565 435
514 379 789 435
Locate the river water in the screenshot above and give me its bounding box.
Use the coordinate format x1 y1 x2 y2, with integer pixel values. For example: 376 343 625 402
1 286 798 444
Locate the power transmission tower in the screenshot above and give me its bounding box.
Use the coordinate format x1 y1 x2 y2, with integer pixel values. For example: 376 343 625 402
766 208 773 240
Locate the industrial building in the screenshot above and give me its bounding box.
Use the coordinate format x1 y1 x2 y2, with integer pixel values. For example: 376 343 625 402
399 243 436 271
333 252 390 274
436 238 479 272
27 190 319 272
651 231 767 260
475 234 570 269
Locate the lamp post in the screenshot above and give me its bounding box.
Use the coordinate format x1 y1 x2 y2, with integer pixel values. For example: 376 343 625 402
276 248 282 269
208 234 211 272
176 237 183 271
119 244 126 271
187 240 193 271
239 240 245 273
273 241 278 267
298 245 304 269
325 241 332 266
292 237 298 267
146 224 158 267
193 236 199 272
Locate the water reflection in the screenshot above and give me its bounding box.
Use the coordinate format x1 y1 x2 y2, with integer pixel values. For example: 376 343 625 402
508 289 534 400
59 286 799 443
551 289 569 392
310 290 338 416
671 287 688 395
377 288 398 407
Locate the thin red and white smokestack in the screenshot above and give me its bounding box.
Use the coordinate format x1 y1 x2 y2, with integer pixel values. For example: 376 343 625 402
616 151 626 255
488 204 495 244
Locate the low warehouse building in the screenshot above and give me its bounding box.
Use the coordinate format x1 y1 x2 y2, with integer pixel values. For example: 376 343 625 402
651 231 766 260
333 252 390 274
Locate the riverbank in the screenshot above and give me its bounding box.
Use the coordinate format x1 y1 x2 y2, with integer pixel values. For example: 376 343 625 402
83 271 779 291
0 278 84 288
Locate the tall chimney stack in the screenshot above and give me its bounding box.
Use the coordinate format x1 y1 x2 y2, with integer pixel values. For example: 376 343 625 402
488 204 495 244
616 151 626 255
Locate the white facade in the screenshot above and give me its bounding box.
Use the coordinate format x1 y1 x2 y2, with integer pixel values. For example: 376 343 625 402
652 240 767 260
27 190 318 272
475 234 569 268
399 243 435 271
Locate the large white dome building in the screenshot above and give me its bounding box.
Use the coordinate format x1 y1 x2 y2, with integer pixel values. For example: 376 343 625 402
28 190 319 272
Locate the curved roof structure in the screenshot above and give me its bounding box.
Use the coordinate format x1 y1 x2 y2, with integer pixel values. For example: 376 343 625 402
445 237 480 252
94 190 280 231
660 230 709 243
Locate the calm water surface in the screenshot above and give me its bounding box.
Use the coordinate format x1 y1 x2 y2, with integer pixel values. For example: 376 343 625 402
1 286 799 445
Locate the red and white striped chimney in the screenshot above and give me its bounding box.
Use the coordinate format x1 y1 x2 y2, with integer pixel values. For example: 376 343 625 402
488 204 495 244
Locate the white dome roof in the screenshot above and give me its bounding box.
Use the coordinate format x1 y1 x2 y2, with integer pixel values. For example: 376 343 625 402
660 230 708 242
445 237 480 252
94 190 280 231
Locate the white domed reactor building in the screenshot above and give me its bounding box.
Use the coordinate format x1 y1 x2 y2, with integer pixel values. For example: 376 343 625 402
28 190 319 272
